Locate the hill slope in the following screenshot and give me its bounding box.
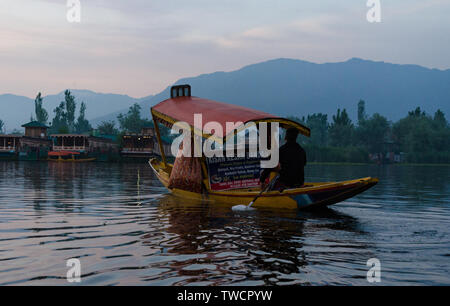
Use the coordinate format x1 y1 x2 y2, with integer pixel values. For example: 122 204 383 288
132 58 450 124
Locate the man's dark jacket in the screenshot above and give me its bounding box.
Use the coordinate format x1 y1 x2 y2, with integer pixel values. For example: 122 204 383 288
260 141 307 188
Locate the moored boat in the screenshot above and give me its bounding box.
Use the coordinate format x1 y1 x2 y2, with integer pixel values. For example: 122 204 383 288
148 85 378 210
48 151 96 162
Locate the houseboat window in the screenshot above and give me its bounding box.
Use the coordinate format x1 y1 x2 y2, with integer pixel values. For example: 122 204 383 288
75 137 84 147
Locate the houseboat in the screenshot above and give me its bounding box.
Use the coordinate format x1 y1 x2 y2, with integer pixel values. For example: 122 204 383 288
50 134 119 162
0 134 20 160
18 121 52 161
121 126 172 162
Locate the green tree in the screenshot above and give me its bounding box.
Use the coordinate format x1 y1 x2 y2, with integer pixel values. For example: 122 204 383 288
51 101 69 134
97 120 119 135
433 109 448 129
51 90 89 134
392 107 450 163
117 103 152 133
408 106 426 117
0 119 4 133
329 109 354 147
305 113 328 146
75 102 92 134
431 109 450 153
34 92 49 124
357 113 390 153
284 105 449 164
64 90 76 132
392 107 428 153
357 100 367 125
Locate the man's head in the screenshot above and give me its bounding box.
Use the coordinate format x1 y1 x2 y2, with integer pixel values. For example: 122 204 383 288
285 128 299 143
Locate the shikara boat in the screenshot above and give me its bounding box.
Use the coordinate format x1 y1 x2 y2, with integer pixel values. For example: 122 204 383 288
149 85 378 210
48 151 96 162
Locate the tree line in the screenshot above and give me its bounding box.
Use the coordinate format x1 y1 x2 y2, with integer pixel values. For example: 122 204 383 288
1 94 448 164
96 103 154 135
0 90 157 136
288 100 450 164
48 90 92 134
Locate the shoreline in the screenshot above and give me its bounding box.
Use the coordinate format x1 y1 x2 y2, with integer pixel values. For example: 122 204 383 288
308 162 450 166
1 160 449 166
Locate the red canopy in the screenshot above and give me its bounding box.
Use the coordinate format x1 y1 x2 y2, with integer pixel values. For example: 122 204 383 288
151 96 310 138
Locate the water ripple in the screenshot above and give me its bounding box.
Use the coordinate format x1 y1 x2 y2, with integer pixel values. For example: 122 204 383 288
0 162 449 285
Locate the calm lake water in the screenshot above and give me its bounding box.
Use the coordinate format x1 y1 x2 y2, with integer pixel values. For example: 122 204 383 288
0 161 449 285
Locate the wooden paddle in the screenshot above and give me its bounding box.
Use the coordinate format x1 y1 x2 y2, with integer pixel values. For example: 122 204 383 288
232 174 280 211
248 174 280 208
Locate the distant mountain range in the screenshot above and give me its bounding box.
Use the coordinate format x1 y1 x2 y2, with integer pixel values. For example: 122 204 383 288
1 58 449 132
96 57 450 125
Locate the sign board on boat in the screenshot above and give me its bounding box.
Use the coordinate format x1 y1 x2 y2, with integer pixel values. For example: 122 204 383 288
206 155 261 191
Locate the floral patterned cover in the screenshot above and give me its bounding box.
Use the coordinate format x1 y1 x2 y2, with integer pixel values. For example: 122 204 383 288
168 140 202 193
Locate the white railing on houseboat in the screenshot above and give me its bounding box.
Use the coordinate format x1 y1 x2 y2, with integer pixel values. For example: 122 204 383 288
0 147 16 152
121 148 153 153
53 146 86 151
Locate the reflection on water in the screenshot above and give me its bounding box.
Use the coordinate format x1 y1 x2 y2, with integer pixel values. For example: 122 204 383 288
0 162 449 285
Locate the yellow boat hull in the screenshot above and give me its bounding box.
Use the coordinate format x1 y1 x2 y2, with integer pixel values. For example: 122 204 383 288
48 157 97 162
149 159 378 210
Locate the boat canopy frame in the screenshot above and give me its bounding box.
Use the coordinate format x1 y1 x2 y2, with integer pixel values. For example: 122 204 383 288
150 85 311 167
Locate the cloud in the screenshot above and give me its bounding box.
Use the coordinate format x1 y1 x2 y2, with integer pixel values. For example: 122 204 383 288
0 0 449 98
241 27 278 40
176 13 344 52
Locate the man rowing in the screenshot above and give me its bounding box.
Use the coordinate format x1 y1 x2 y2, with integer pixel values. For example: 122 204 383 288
259 128 307 190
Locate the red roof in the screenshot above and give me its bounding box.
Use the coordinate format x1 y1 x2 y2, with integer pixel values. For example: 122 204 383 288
151 96 310 137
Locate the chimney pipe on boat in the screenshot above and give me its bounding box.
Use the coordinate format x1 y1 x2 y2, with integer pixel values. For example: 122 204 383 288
170 84 191 99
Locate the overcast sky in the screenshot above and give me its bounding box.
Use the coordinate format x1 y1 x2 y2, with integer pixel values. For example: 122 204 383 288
0 0 449 98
